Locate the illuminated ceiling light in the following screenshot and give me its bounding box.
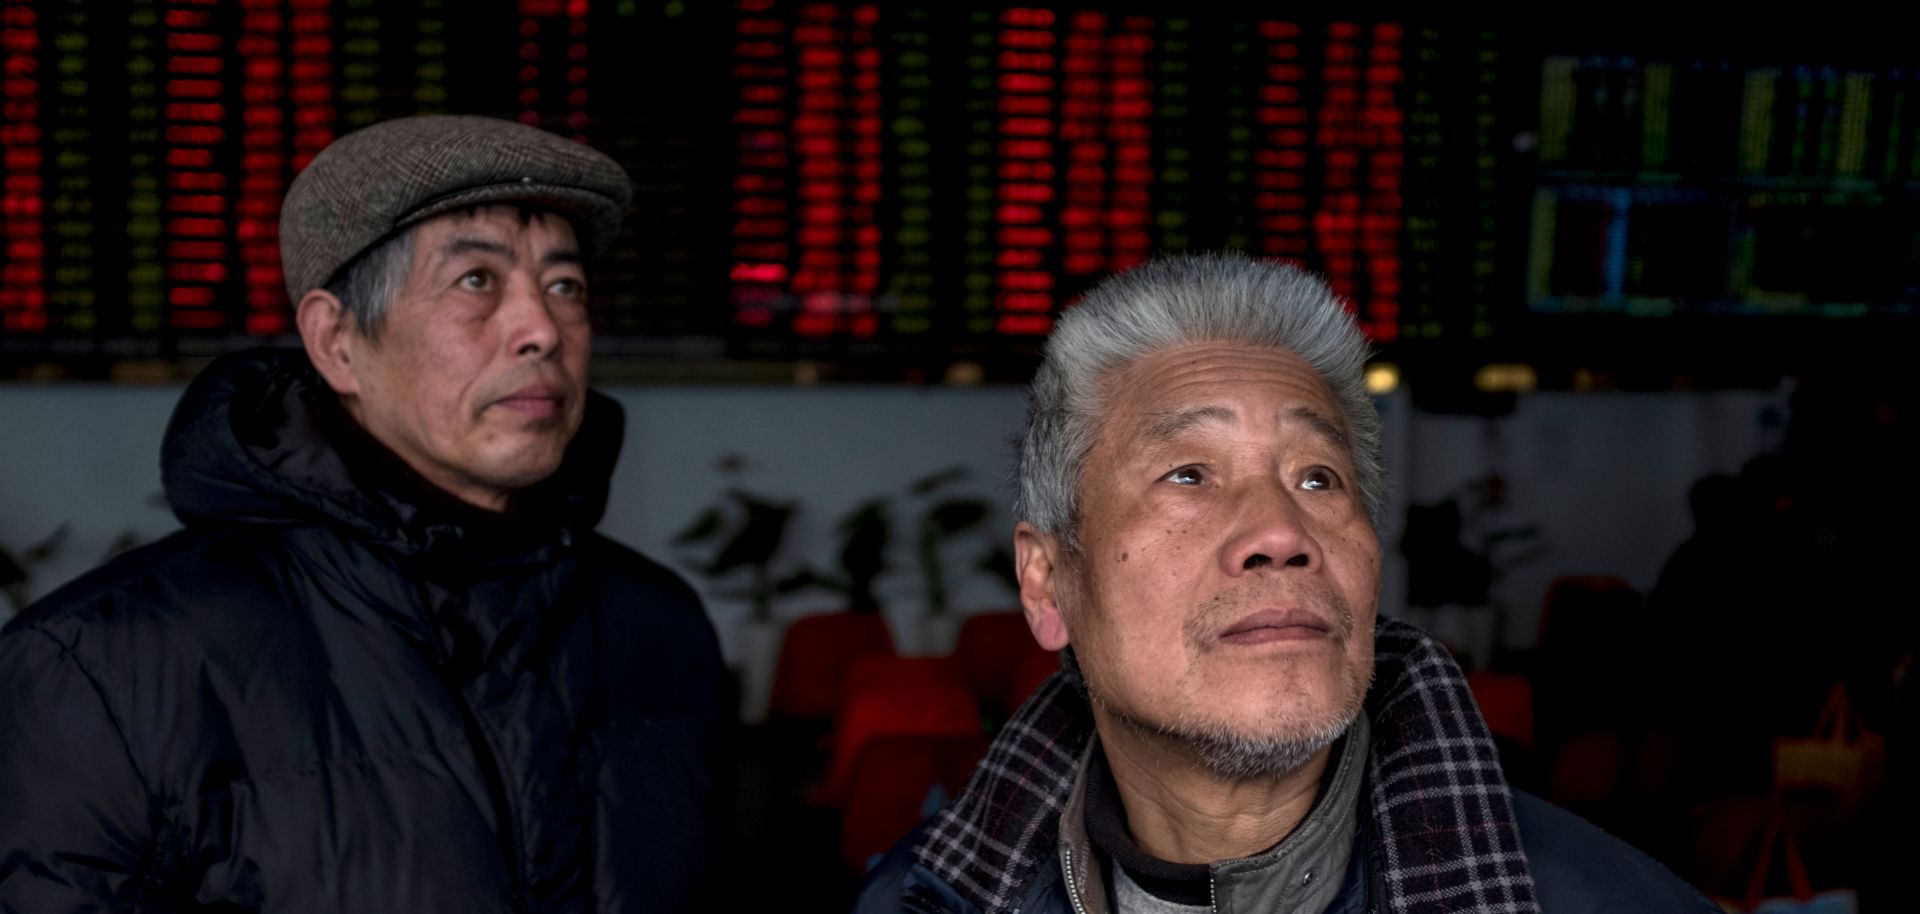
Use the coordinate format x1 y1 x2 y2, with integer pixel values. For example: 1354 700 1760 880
1364 362 1399 395
944 360 985 386
1473 363 1537 393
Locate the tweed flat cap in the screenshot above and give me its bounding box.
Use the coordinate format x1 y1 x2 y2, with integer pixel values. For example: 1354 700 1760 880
279 115 633 301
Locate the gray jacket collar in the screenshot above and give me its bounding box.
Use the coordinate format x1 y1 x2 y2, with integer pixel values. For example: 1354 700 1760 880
1056 714 1372 914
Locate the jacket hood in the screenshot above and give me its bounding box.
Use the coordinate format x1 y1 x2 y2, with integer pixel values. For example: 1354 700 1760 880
161 347 623 554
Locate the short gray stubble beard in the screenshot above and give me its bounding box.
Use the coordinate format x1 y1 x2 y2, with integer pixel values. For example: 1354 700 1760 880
1067 579 1375 781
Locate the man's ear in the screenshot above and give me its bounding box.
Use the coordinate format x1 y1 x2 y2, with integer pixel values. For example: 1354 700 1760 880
295 289 362 396
1014 522 1072 651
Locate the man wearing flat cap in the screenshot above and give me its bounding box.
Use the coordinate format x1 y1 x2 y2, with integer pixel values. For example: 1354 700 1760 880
0 116 722 911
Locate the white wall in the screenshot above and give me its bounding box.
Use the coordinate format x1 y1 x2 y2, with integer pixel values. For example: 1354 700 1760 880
603 384 1030 661
0 378 1788 698
1397 387 1790 647
0 384 184 611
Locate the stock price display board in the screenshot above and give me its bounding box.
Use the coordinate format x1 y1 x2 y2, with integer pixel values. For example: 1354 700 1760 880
16 2 1905 380
0 0 1521 378
1529 54 1920 321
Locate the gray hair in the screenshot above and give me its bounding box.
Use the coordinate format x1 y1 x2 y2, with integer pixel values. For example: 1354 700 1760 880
1015 252 1384 548
321 226 417 339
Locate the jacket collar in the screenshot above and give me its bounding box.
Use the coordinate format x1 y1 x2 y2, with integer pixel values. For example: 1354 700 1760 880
910 618 1540 914
1058 714 1371 914
162 347 622 560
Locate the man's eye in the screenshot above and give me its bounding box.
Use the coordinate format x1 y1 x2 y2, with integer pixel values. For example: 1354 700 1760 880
548 277 587 298
1300 467 1341 491
458 270 492 291
1164 465 1205 486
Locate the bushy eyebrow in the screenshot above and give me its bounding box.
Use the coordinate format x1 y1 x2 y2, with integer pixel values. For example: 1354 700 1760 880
1142 405 1236 443
1139 404 1349 452
1288 406 1350 452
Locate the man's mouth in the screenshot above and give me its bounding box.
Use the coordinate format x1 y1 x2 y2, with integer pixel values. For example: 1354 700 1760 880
1216 608 1332 645
492 384 566 419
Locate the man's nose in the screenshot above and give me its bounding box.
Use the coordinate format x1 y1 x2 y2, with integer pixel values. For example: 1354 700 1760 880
503 275 562 358
1220 479 1324 576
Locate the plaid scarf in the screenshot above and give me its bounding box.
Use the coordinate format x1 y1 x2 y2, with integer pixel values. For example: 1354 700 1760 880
911 617 1540 914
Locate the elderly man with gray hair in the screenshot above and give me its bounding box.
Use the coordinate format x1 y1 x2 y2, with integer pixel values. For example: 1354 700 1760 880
856 254 1713 914
0 116 721 911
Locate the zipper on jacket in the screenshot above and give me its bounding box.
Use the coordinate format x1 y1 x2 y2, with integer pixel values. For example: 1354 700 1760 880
451 688 532 911
415 563 531 911
1063 843 1223 914
1061 841 1090 914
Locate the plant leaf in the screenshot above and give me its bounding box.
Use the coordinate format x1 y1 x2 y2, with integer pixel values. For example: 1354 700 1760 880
672 507 728 545
24 523 69 563
909 465 968 495
929 500 989 534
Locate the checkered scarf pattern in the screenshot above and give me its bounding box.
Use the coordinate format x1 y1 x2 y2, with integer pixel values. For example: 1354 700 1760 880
910 617 1539 914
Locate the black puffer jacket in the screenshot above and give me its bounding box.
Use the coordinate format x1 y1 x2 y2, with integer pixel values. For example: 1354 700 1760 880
0 349 722 912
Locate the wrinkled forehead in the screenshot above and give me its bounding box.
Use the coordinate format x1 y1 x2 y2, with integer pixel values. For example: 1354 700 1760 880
1088 341 1350 451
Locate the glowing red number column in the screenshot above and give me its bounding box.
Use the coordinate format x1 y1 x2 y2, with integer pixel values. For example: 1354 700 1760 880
1058 12 1152 277
516 0 589 137
846 4 880 339
0 0 44 334
566 0 589 140
237 0 285 335
1106 15 1152 271
517 0 553 128
163 0 227 332
789 2 843 338
728 0 790 330
288 0 333 172
1314 22 1361 310
1360 22 1403 342
994 7 1056 337
1057 11 1101 277
789 3 882 340
1255 21 1307 265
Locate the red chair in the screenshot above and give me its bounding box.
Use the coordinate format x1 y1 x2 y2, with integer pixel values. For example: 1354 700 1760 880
950 611 1037 705
838 732 989 872
1548 731 1623 812
1466 670 1535 752
840 655 964 710
817 677 981 807
768 610 895 720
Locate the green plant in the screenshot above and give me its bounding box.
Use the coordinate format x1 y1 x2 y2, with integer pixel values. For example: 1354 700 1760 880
0 523 69 616
777 497 890 614
673 488 796 623
671 462 1004 623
